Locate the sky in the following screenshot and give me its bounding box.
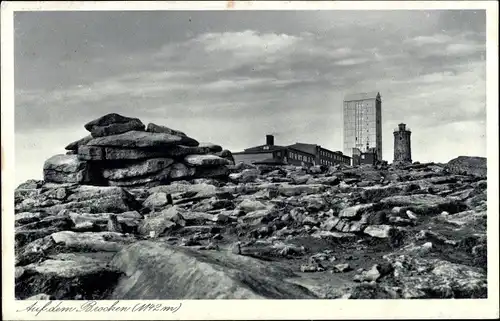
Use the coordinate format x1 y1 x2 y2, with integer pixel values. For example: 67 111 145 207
14 9 487 184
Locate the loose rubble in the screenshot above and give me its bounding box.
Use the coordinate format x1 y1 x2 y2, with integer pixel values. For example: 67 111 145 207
14 119 488 300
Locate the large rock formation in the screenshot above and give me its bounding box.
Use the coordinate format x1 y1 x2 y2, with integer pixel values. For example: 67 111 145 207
52 113 233 187
445 156 487 178
15 131 488 300
110 241 316 299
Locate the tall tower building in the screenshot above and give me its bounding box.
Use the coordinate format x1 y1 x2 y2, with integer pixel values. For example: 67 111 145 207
343 92 382 161
393 123 412 164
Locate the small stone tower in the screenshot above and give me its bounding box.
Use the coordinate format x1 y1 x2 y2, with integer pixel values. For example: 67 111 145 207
393 123 412 164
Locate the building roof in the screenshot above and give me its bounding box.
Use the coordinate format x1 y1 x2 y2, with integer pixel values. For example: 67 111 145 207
243 144 287 153
287 143 318 155
288 143 350 158
344 91 380 101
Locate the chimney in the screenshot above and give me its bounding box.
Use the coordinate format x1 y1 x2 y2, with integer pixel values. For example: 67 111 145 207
266 134 274 146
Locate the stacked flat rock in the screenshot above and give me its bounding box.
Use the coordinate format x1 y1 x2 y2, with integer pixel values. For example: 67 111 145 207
44 113 233 187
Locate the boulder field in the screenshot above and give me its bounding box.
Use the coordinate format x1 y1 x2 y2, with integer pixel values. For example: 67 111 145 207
14 116 487 299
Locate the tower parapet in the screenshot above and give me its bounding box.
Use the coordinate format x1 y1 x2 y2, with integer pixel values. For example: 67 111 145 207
393 123 412 164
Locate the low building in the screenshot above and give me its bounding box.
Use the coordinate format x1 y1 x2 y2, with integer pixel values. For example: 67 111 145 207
287 142 351 166
232 135 351 167
233 135 316 167
352 147 378 166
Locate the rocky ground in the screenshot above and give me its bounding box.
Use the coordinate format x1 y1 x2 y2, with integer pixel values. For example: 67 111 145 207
14 151 488 300
13 113 488 300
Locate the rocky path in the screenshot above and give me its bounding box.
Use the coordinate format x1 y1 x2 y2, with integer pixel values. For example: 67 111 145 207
14 155 487 300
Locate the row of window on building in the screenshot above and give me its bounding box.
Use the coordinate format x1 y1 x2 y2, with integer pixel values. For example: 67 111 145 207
289 151 313 163
320 150 344 161
320 158 336 166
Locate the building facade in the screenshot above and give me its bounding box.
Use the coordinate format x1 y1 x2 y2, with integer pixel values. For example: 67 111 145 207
232 135 350 167
393 123 412 164
232 135 316 167
352 147 378 166
343 92 382 161
288 143 351 166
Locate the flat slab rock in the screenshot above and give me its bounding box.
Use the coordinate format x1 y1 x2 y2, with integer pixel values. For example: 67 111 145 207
109 241 317 299
146 122 187 137
102 158 174 180
39 185 140 214
278 184 326 196
311 230 357 240
43 169 90 185
16 253 122 300
78 145 163 161
379 194 463 213
87 130 199 148
445 156 487 178
85 113 139 130
80 145 224 161
69 211 142 227
194 165 229 178
91 119 145 138
184 154 230 167
84 113 145 137
43 154 87 173
339 203 374 219
198 142 223 153
168 163 196 180
51 230 136 252
42 154 97 184
65 135 93 151
149 182 218 197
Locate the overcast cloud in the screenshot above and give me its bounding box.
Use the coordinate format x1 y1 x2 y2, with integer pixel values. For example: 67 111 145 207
14 10 486 184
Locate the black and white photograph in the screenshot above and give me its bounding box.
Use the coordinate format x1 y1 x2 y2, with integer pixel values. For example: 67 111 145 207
2 1 498 320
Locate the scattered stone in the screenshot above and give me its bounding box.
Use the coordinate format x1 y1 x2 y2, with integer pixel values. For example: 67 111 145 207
300 264 324 273
107 214 123 233
364 225 395 239
237 199 268 213
339 203 373 219
311 230 357 240
25 293 53 300
333 263 352 273
230 242 242 255
406 210 418 220
354 264 382 283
